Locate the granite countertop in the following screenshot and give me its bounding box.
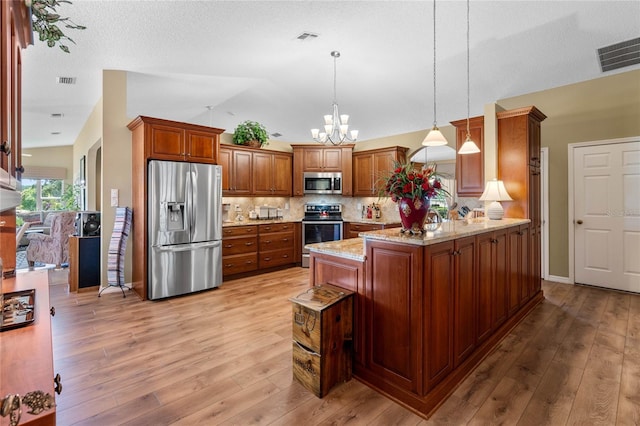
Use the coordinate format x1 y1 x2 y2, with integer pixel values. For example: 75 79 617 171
360 218 530 246
222 218 302 227
306 218 531 260
306 237 366 262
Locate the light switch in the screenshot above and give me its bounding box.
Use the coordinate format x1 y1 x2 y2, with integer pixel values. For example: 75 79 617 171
110 189 119 207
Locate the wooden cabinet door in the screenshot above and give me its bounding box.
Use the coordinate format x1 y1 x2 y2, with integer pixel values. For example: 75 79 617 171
507 225 522 315
374 149 402 194
366 239 423 395
231 149 252 195
185 129 218 164
530 225 542 295
476 232 494 344
353 153 374 196
219 147 232 193
453 236 476 367
519 224 530 304
252 151 272 195
302 148 323 171
451 116 484 197
292 148 304 196
493 228 509 328
149 123 185 160
424 240 454 392
322 148 342 171
271 152 292 196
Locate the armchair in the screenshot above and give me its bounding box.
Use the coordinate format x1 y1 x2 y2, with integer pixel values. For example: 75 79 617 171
26 211 76 269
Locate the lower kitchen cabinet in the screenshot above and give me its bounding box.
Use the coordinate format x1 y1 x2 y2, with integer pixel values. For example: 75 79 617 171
222 225 258 276
223 222 298 278
258 223 295 269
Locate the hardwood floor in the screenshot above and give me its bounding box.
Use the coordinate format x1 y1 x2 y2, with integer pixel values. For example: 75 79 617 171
48 268 640 425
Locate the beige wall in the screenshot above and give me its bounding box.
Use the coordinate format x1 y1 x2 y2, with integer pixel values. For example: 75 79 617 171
496 70 640 278
22 145 74 184
72 96 103 211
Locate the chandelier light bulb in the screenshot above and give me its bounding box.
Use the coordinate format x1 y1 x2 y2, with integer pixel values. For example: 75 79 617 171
311 128 319 139
324 115 333 125
340 114 349 124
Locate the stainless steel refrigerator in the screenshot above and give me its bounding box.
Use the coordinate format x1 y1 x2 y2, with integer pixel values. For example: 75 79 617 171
148 160 223 300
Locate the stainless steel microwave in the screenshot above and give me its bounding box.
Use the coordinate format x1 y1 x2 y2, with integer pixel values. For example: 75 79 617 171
303 172 342 195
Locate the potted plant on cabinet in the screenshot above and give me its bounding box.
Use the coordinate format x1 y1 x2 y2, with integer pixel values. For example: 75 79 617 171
232 120 269 148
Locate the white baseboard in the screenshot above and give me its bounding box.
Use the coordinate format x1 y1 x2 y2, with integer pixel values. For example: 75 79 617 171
545 274 572 284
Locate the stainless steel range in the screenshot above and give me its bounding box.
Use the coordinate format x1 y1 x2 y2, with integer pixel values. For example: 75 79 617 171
301 202 343 268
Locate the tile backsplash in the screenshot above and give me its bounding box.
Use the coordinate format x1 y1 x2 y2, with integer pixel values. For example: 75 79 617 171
223 195 483 223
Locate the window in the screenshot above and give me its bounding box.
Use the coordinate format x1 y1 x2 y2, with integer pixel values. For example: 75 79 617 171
20 178 66 212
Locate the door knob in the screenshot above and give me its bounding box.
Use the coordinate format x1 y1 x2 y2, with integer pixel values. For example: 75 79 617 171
576 220 583 225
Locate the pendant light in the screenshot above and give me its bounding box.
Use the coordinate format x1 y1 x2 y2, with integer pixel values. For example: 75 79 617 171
458 0 481 155
422 0 448 147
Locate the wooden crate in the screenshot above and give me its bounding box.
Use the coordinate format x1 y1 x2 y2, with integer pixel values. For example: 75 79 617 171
289 284 354 397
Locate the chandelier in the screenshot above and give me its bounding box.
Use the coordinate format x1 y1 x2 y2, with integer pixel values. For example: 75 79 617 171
422 0 448 147
458 0 481 155
311 51 359 145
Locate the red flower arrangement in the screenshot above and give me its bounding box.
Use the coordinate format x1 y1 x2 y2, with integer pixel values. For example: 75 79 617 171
381 162 449 203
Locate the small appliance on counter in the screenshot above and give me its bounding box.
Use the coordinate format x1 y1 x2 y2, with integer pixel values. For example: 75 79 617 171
222 203 232 222
258 206 279 219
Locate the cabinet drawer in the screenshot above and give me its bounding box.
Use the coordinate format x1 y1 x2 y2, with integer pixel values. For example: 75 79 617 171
222 253 258 275
258 222 294 233
349 223 383 232
258 231 294 251
259 248 294 269
222 225 257 237
222 236 258 256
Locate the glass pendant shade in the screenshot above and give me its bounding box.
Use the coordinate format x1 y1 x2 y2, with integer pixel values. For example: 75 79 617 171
458 134 480 154
422 126 448 146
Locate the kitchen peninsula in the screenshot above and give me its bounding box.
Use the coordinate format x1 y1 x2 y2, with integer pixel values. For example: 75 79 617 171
307 218 543 418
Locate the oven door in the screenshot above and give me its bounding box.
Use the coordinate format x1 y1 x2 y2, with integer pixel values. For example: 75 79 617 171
301 220 343 268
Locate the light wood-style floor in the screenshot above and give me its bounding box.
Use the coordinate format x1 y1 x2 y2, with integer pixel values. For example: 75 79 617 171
48 268 640 425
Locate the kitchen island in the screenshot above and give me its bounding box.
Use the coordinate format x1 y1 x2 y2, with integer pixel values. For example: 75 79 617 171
306 218 543 418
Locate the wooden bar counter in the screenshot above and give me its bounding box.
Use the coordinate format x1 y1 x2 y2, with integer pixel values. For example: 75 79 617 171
1 270 56 425
307 218 543 419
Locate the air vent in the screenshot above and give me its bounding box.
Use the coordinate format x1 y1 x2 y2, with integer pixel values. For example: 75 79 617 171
598 37 640 72
50 113 64 118
56 76 76 84
296 32 319 41
271 132 282 138
50 132 61 135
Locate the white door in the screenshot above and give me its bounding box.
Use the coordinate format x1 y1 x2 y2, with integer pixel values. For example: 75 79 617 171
574 141 640 292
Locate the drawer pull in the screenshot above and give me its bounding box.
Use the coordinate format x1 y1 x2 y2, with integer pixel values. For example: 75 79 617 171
245 260 253 264
225 263 234 268
283 238 289 242
264 240 271 244
224 244 233 248
245 242 254 246
282 254 289 258
264 257 271 261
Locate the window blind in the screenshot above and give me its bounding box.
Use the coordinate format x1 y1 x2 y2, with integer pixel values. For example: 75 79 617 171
22 166 67 180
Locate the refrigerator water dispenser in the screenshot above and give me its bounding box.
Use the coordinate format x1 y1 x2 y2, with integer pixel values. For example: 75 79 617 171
165 202 185 231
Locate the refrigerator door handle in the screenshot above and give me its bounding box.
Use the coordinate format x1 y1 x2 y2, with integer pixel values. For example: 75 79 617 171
154 240 222 253
186 168 194 238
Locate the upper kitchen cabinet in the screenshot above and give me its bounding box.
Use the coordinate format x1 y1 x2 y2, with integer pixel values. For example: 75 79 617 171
220 145 292 197
291 144 354 196
127 116 224 164
251 150 292 196
1 0 31 190
352 146 408 197
450 116 484 197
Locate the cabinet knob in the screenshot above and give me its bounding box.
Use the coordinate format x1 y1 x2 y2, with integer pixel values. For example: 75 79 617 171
54 373 62 395
0 141 10 155
50 306 56 317
576 220 583 225
15 165 24 173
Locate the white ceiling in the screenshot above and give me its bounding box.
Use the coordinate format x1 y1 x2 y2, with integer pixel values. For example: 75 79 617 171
21 0 640 149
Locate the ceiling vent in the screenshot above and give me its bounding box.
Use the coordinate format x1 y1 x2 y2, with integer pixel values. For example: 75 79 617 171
296 32 319 41
56 76 76 85
597 37 640 72
271 132 282 138
50 113 64 118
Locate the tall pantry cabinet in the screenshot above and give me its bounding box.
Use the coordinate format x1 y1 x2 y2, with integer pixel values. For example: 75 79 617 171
497 106 546 297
